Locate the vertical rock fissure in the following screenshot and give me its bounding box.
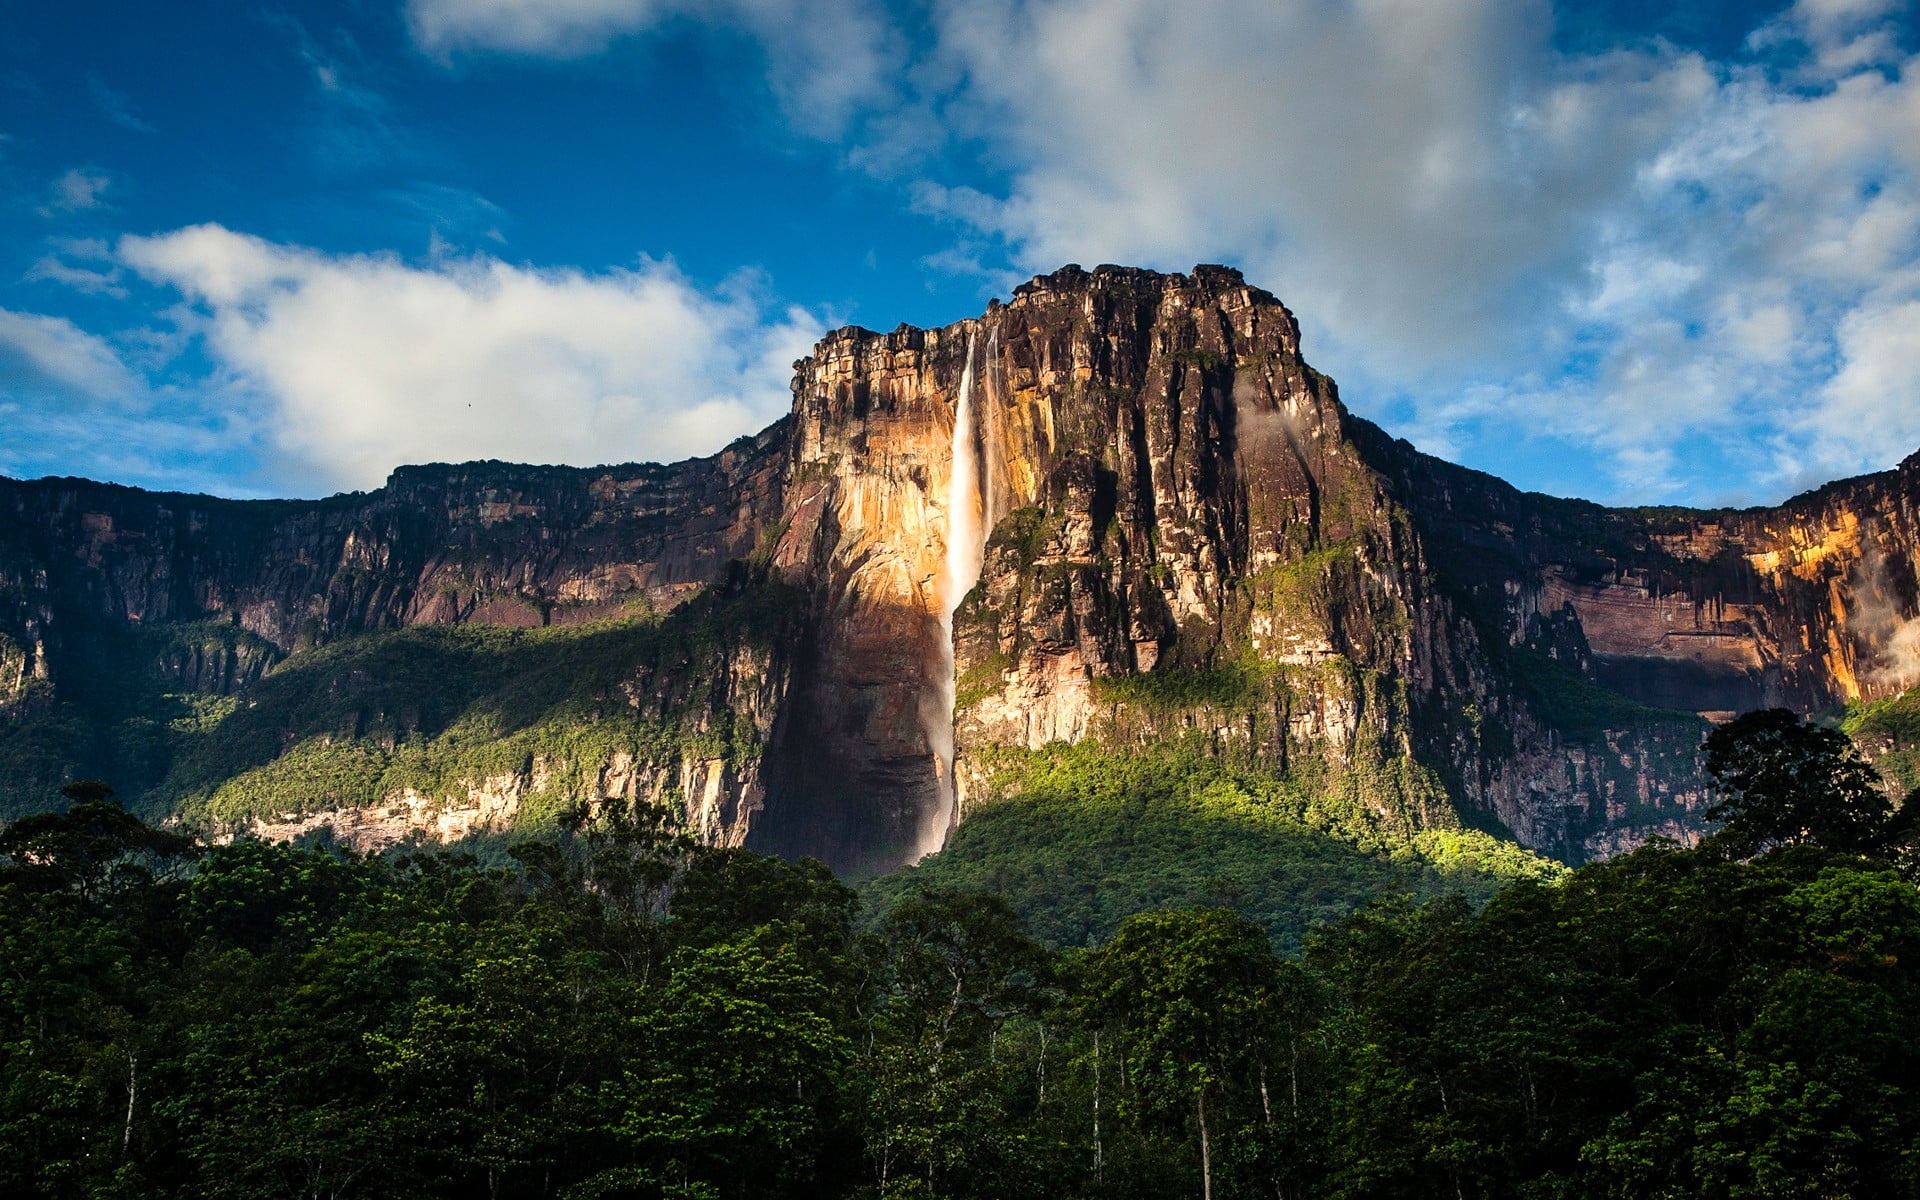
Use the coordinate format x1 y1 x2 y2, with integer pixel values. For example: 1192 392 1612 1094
917 327 986 861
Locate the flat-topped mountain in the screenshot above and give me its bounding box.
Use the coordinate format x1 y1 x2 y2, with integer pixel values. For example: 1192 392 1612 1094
5 264 1918 873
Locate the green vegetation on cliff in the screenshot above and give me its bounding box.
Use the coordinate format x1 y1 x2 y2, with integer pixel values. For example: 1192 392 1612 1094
1844 685 1920 793
0 620 278 819
174 582 802 827
1510 648 1703 740
0 581 806 827
870 740 1560 951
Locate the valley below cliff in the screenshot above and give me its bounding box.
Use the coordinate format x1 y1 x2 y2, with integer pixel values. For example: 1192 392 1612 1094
5 264 1920 877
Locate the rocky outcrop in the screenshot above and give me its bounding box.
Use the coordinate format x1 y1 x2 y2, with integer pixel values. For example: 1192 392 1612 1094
241 750 766 855
926 267 1716 860
1367 433 1920 714
4 264 1919 870
0 429 794 847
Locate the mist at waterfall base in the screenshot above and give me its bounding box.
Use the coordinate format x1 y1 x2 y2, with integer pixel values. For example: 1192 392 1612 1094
917 328 988 862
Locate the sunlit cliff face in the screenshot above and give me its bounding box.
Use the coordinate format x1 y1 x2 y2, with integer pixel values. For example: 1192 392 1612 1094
756 315 1014 874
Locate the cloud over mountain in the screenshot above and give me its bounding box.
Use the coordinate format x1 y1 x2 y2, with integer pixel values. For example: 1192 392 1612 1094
113 226 823 493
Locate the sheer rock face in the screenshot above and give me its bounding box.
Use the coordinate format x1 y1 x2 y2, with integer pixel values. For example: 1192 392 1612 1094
752 321 970 871
0 427 787 651
1370 436 1920 716
4 265 1919 870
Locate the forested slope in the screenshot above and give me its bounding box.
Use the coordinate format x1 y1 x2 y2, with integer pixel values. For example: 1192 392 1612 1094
5 742 1915 1199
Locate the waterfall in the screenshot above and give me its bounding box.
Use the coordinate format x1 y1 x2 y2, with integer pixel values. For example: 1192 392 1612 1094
916 327 986 861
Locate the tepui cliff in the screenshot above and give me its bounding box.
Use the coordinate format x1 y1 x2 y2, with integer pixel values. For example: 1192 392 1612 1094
5 264 1920 874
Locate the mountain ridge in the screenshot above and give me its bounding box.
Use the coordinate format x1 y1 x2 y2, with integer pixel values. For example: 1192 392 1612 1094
4 263 1918 873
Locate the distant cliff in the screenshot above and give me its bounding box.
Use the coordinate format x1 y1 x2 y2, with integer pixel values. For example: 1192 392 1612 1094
4 264 1918 872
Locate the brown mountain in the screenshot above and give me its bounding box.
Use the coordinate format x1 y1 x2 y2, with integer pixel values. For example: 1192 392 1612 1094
4 264 1917 874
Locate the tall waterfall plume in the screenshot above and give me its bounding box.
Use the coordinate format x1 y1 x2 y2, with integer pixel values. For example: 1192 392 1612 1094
916 328 987 861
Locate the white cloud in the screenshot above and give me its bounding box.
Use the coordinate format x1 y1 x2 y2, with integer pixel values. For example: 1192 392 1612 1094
39 168 112 216
917 0 1727 374
1807 297 1920 472
118 225 824 493
1793 0 1907 41
24 253 127 298
405 0 900 133
20 0 1912 506
407 0 675 55
889 0 1920 500
0 309 140 401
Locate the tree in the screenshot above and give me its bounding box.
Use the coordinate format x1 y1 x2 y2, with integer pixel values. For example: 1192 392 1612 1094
666 847 857 983
1702 710 1894 857
1083 908 1280 1200
369 922 607 1199
594 932 849 1199
0 781 196 900
510 797 693 980
859 890 1054 1197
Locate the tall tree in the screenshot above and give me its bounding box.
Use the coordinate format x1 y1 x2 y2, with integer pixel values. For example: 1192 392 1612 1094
1702 709 1894 857
859 890 1053 1197
1084 908 1280 1200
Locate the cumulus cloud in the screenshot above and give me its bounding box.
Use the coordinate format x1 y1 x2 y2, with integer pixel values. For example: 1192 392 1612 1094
368 0 1920 500
117 225 824 493
886 0 1920 501
21 0 1911 505
917 0 1708 369
406 0 900 134
1808 298 1920 471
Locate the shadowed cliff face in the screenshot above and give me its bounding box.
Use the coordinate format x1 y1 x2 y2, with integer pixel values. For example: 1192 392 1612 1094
0 426 787 650
0 430 794 845
4 264 1919 871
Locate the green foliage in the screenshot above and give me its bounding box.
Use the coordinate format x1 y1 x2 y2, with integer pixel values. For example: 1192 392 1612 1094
866 742 1560 952
1171 347 1225 370
2 795 1919 1198
152 582 804 827
1704 708 1899 857
1088 662 1258 710
989 506 1052 570
1083 908 1281 1200
1511 648 1702 740
1310 846 1920 1200
0 783 197 900
608 932 849 1195
0 585 805 828
856 890 1058 1199
954 652 1013 710
0 621 284 821
1239 540 1359 624
1843 685 1920 793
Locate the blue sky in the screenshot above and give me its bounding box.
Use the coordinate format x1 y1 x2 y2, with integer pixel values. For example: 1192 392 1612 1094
2 0 1918 504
